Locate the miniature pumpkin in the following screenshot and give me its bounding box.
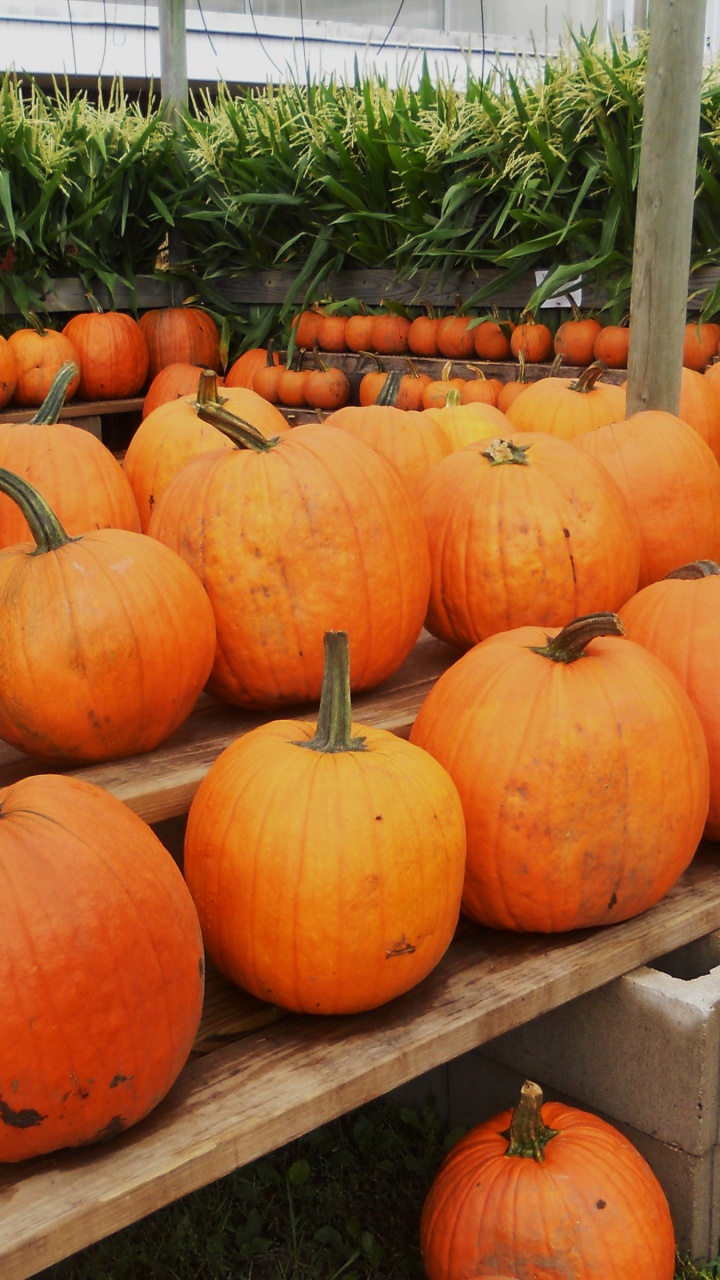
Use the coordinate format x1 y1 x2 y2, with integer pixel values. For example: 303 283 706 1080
316 310 348 353
422 361 466 410
576 408 720 588
370 312 412 355
496 351 529 412
510 315 553 363
0 362 141 546
553 304 602 367
344 306 376 353
7 317 81 406
504 361 626 440
473 312 514 361
592 323 630 368
139 306 221 379
62 307 149 400
420 1079 675 1280
225 346 278 389
184 630 466 1014
619 561 720 841
0 772 204 1161
410 612 709 932
682 320 720 372
148 415 431 708
408 303 441 357
418 435 640 647
437 313 475 360
0 467 216 763
291 308 323 350
460 365 502 406
303 353 351 412
142 361 224 419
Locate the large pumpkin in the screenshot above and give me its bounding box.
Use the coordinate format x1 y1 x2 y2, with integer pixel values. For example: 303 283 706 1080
409 612 709 932
123 369 287 532
139 306 221 380
0 772 204 1161
576 408 720 589
324 388 452 495
420 1079 675 1280
0 467 216 764
0 362 141 547
504 361 626 440
418 434 640 648
7 319 81 406
677 365 720 461
142 361 225 419
148 415 431 708
184 630 466 1014
62 308 149 400
619 561 720 841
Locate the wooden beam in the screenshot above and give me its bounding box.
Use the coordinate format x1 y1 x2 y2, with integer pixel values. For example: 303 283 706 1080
626 0 708 415
158 0 188 126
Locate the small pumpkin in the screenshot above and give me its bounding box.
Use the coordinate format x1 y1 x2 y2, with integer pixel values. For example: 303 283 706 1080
496 350 529 413
420 1079 675 1280
184 630 466 1014
553 302 602 367
410 612 709 932
62 306 149 400
408 302 441 358
370 311 412 355
252 343 284 404
460 365 502 407
0 467 216 764
291 307 323 350
423 395 510 452
0 772 204 1161
678 365 720 461
142 361 225 419
593 323 630 368
421 361 466 410
682 320 720 372
473 310 514 361
344 305 376 353
0 335 17 409
139 306 221 380
436 312 476 360
303 351 351 412
316 309 348 353
225 346 279 389
510 314 553 363
7 315 81 406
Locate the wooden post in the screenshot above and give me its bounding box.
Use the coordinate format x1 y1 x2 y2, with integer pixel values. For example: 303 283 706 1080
625 0 707 416
158 0 188 127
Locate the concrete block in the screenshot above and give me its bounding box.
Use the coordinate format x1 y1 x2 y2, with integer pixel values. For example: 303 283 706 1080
481 932 720 1156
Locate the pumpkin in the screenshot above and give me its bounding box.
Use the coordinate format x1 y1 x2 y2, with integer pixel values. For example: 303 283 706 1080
592 323 630 368
7 317 81 406
422 361 467 410
62 307 150 400
510 316 553 363
139 306 221 380
0 335 17 409
420 1079 675 1280
553 305 602 367
408 303 441 358
358 352 390 406
410 612 709 932
460 365 502 407
576 408 720 588
277 354 309 407
496 351 529 413
0 362 141 546
147 415 431 708
184 630 466 1014
252 343 284 404
123 369 287 533
682 320 720 372
473 313 514 361
324 383 452 495
619 561 720 841
142 361 224 419
225 346 278 389
395 359 432 411
344 306 376 353
418 435 640 648
0 772 204 1161
504 361 626 439
678 365 720 461
370 312 412 355
437 313 476 360
303 353 351 412
0 467 216 763
316 310 348 353
291 307 323 350
423 397 511 452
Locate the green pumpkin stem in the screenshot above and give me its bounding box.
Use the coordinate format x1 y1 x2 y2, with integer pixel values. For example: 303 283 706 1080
530 612 625 663
196 403 279 452
299 631 366 754
504 1080 559 1162
568 360 608 393
664 561 720 580
193 368 227 409
0 467 71 552
480 438 531 467
376 370 403 407
28 362 80 426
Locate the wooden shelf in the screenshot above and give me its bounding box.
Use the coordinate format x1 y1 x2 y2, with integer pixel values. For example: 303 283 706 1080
1 631 719 1279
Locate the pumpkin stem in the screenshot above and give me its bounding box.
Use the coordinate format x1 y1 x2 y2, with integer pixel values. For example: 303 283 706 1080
568 360 608 393
298 631 367 754
26 311 48 338
195 398 279 451
28 361 79 425
444 388 462 408
664 560 720 579
504 1080 560 1162
376 370 403 407
193 368 227 409
0 467 71 553
480 438 531 467
530 612 625 663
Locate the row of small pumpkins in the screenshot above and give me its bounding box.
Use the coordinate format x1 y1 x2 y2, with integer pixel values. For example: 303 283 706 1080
1 349 718 1278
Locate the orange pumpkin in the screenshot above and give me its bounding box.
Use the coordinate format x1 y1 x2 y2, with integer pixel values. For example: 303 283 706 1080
0 467 216 764
316 311 348 353
421 361 466 410
593 323 630 368
460 365 502 406
370 312 412 355
510 316 553 363
410 612 709 932
252 344 284 404
473 314 514 361
619 561 720 841
505 361 626 440
436 313 475 360
420 1079 675 1280
418 435 640 648
0 334 17 409
225 346 278 389
395 360 432 411
184 630 466 1014
148 417 431 708
496 350 529 412
124 369 287 532
324 397 452 495
7 319 81 406
576 408 720 589
423 397 510 452
142 361 224 419
139 306 221 380
303 355 351 412
553 308 602 367
291 307 323 350
344 307 376 353
408 304 441 358
62 308 149 400
0 772 204 1161
682 320 720 372
0 362 140 547
678 365 720 461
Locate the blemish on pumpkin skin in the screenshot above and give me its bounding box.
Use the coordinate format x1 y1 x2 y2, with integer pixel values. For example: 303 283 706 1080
596 1199 606 1209
109 1074 133 1089
386 935 416 958
0 1096 46 1129
608 892 618 910
87 1115 125 1145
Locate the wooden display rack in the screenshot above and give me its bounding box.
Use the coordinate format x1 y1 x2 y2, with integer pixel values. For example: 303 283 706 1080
1 631 720 1280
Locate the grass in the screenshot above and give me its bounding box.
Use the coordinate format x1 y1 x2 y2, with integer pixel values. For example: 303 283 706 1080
28 1093 720 1280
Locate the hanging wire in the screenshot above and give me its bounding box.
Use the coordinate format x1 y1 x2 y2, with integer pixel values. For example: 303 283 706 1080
142 0 149 82
479 0 486 100
299 0 309 80
98 0 109 77
376 0 406 56
247 0 285 77
65 0 78 76
196 0 219 57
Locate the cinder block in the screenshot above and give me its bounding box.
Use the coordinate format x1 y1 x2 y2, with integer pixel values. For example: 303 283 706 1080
481 932 720 1157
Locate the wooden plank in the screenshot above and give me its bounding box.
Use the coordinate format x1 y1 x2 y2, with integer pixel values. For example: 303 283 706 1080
0 399 144 423
626 0 708 415
0 631 461 824
2 844 720 1280
0 279 177 317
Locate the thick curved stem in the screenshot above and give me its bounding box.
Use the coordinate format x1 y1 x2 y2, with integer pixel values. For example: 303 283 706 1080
28 362 80 426
504 1081 560 1162
298 631 366 754
530 612 625 663
0 467 71 552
